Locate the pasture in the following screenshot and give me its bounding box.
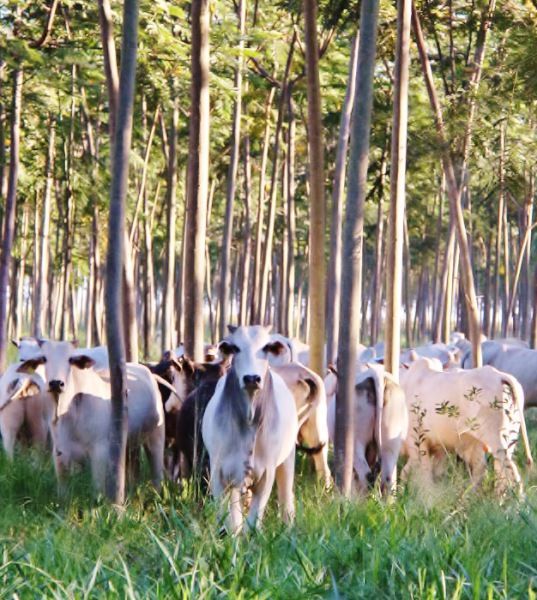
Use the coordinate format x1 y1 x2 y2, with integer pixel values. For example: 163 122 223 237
2 430 537 598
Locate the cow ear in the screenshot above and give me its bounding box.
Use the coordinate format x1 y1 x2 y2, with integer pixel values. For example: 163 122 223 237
16 356 46 373
227 324 238 334
69 355 95 369
262 341 285 356
11 339 19 349
219 341 240 356
327 364 338 376
162 350 173 361
264 325 273 333
70 339 80 349
37 338 47 348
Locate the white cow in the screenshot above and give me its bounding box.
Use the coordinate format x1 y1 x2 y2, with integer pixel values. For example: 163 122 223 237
271 360 331 486
462 341 537 407
401 358 533 494
400 343 459 370
0 362 49 458
17 340 165 493
202 325 298 534
325 364 408 495
267 333 310 367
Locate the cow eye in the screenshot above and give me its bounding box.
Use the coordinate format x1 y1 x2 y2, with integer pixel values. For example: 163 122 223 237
219 342 240 355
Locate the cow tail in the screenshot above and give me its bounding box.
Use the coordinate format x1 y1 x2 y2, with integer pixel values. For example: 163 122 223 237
504 376 534 468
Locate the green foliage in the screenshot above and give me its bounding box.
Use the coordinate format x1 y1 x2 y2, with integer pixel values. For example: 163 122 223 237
2 446 537 596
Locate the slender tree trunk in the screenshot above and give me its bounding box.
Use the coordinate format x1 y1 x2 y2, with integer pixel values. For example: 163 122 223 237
0 67 23 370
385 0 411 378
161 92 178 352
285 90 297 337
370 145 387 345
219 0 246 336
250 87 275 323
335 0 379 495
239 136 252 325
98 0 119 138
303 0 327 375
34 116 55 338
413 4 486 367
105 0 140 505
326 34 359 364
483 229 493 337
521 171 534 339
184 0 210 361
258 41 295 325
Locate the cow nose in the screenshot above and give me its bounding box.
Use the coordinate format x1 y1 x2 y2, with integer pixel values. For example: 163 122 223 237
49 380 64 394
243 375 261 388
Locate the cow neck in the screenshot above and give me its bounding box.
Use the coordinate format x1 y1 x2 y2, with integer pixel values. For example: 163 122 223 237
219 366 272 434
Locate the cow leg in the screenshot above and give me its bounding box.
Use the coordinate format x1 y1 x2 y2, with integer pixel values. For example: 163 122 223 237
229 486 244 535
380 442 402 497
353 443 371 494
276 448 296 524
90 444 109 495
0 403 24 459
144 424 165 491
25 398 48 450
299 410 332 487
493 449 523 497
246 468 276 531
53 446 70 496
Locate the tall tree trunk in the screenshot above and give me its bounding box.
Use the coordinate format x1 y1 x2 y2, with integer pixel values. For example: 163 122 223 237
239 136 252 325
521 171 534 340
34 116 55 338
285 89 297 337
0 67 23 371
412 4 489 367
303 0 327 375
98 0 119 138
385 0 411 378
326 34 359 364
161 92 178 352
184 0 210 362
105 0 140 504
335 0 379 495
250 87 275 323
370 144 387 345
219 0 246 336
258 40 295 325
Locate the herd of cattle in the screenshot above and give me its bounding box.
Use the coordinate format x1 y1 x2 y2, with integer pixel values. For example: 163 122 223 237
0 327 535 533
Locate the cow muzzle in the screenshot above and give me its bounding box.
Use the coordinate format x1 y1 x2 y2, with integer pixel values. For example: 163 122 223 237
243 374 261 393
49 380 65 394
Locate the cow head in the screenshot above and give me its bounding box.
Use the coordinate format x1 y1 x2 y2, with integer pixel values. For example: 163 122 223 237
220 325 274 396
17 340 95 398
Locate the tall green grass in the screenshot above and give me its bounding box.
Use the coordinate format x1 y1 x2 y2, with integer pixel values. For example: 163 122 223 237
1 442 537 598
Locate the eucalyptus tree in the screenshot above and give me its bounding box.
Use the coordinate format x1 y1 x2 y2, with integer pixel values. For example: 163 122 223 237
184 0 210 362
105 0 140 504
335 0 380 496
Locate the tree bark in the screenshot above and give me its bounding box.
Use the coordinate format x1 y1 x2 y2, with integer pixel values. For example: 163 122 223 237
303 0 327 375
0 67 22 371
184 0 210 362
34 116 55 338
98 0 119 138
326 34 359 364
335 0 379 496
412 3 486 367
250 87 275 323
385 0 411 378
219 0 246 336
105 0 140 504
161 92 178 352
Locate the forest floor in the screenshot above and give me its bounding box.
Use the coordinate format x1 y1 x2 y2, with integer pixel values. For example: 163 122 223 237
2 416 537 598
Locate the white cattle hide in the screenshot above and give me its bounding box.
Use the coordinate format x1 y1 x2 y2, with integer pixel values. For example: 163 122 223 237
202 325 298 534
401 358 532 494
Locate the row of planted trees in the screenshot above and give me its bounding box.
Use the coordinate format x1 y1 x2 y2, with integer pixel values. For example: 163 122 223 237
2 0 537 498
